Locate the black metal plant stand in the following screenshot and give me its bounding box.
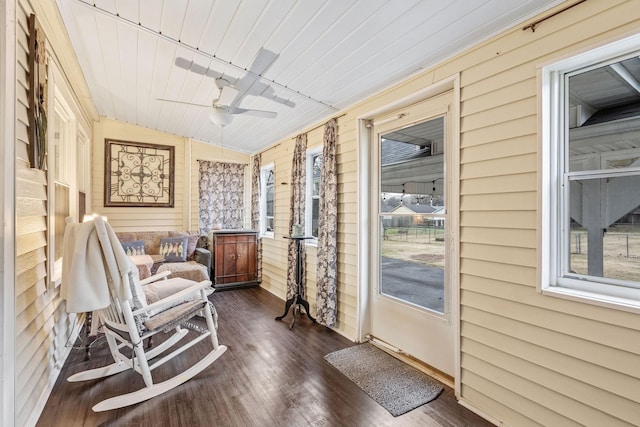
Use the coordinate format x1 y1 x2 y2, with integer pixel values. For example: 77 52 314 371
275 236 316 328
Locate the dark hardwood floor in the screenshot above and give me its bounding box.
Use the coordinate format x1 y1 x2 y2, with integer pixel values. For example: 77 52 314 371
37 287 493 427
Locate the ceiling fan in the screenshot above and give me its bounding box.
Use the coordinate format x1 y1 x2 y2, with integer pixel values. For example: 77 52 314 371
158 77 278 126
159 48 294 126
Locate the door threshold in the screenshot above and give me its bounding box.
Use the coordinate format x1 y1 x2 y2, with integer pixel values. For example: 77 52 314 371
366 335 454 389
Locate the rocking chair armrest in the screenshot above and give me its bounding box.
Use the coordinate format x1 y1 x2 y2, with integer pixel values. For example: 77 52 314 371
140 270 172 285
132 280 213 316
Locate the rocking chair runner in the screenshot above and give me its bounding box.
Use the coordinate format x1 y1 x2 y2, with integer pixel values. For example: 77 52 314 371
61 217 227 412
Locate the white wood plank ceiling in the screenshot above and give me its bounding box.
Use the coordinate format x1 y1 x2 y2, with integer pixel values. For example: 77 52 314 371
56 0 561 153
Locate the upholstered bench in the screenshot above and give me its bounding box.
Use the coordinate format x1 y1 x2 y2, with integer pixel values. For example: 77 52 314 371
116 230 210 282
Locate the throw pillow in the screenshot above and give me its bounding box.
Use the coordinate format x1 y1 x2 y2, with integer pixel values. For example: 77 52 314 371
159 236 189 262
168 231 199 260
121 240 145 256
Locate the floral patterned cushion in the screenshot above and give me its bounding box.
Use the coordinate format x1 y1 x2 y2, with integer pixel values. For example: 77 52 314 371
156 261 209 282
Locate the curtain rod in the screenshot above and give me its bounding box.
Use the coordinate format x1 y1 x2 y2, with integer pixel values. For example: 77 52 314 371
197 159 248 165
291 113 347 139
522 0 587 32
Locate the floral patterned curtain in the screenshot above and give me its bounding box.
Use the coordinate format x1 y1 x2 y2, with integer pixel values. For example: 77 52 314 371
315 119 338 327
287 134 307 299
251 154 262 281
199 161 246 234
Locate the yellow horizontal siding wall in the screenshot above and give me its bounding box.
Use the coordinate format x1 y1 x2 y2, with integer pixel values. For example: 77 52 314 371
15 0 30 165
333 117 359 333
259 138 294 300
15 3 50 426
14 161 79 427
446 1 639 425
258 116 359 339
15 165 51 427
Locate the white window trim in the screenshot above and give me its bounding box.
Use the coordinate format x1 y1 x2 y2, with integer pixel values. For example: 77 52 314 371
260 162 274 238
305 146 322 245
48 72 78 287
77 126 90 194
540 32 640 313
53 96 73 184
50 97 73 286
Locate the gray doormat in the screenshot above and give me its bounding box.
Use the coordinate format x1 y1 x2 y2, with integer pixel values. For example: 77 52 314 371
324 343 444 416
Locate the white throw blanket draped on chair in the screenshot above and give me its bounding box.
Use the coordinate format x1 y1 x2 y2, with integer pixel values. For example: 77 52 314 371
61 216 133 312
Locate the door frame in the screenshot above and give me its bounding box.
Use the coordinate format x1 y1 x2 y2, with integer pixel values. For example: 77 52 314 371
356 73 461 395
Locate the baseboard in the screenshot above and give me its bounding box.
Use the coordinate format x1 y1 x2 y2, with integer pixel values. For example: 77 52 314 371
366 335 454 389
457 397 502 426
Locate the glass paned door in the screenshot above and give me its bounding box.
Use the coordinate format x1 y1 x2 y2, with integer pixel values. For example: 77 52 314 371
379 116 446 313
369 89 456 376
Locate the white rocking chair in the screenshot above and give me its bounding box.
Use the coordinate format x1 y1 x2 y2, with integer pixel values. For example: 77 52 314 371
62 217 227 412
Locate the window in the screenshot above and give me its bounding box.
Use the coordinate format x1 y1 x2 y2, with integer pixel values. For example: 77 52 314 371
77 127 90 220
306 148 322 240
260 163 275 237
541 33 640 309
49 94 74 285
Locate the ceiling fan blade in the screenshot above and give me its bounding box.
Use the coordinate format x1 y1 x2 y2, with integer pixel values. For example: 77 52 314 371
229 49 279 106
157 98 210 108
174 57 208 75
175 57 221 79
218 85 239 106
174 57 193 70
248 48 279 75
229 107 277 119
259 85 296 108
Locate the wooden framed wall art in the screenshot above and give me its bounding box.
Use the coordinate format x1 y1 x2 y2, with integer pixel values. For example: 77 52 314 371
104 139 175 207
